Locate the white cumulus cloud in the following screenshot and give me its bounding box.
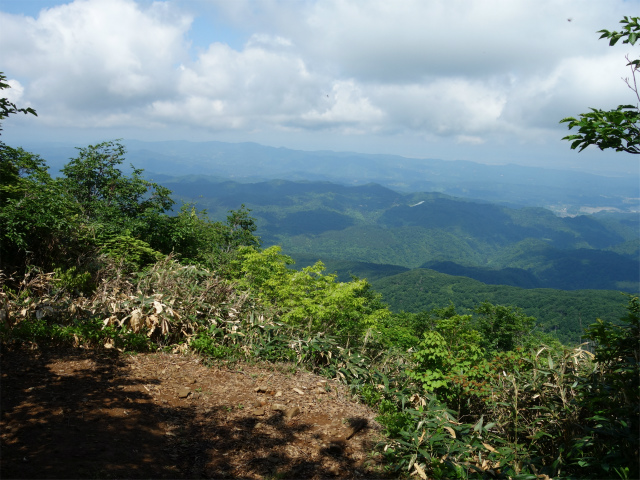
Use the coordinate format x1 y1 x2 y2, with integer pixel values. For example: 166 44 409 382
0 0 638 172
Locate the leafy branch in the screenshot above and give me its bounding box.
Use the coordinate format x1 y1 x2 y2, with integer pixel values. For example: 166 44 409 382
0 72 37 126
560 16 640 155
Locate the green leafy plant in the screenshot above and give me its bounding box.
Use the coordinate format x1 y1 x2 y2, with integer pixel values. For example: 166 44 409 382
567 296 639 478
0 71 37 129
52 266 93 295
561 16 640 154
100 234 163 269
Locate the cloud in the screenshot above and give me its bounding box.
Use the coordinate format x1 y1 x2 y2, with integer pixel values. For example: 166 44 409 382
0 0 637 153
457 135 486 145
2 78 27 105
150 40 330 132
297 80 385 131
0 0 192 115
500 50 634 132
370 78 508 136
243 0 628 80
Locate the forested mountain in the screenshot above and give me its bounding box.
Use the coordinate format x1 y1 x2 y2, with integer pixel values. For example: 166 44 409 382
19 139 640 214
288 256 629 344
371 268 628 345
151 176 638 293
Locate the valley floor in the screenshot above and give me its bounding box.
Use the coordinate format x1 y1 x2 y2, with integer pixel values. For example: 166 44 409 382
0 345 386 479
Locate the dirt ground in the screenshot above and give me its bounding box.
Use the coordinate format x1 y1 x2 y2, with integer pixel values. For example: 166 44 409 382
0 343 390 479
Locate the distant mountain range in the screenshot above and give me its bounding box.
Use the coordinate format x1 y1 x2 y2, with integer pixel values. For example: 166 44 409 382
18 139 640 215
16 139 639 292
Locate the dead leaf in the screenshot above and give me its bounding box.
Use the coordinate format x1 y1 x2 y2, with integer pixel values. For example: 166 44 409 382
482 442 497 453
146 314 158 328
129 309 142 333
413 462 427 479
444 426 456 438
161 317 170 335
153 301 163 314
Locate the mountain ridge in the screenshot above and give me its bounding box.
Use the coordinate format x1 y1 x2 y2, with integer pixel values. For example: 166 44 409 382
15 139 639 214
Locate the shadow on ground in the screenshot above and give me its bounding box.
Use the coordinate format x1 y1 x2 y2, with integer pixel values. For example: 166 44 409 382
1 344 386 479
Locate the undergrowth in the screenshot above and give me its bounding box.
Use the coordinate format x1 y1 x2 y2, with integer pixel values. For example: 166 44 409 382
1 259 637 480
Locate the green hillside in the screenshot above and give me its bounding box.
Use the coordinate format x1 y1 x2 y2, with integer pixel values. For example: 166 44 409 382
369 268 628 345
288 257 629 345
157 176 638 292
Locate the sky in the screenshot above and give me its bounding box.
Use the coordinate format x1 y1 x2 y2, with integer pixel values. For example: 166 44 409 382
1 0 639 176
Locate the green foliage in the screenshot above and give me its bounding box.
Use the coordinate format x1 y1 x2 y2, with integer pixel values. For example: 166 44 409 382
61 140 175 238
234 245 389 336
224 205 261 250
0 145 85 271
143 203 261 274
372 268 630 345
52 266 93 295
191 332 237 359
409 331 449 391
0 71 36 132
155 204 225 262
1 134 262 279
408 308 491 411
475 302 536 353
100 234 163 269
375 311 421 351
569 296 640 478
561 16 640 155
598 15 640 47
561 105 639 154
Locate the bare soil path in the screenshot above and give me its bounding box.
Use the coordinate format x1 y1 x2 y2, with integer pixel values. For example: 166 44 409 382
1 344 388 479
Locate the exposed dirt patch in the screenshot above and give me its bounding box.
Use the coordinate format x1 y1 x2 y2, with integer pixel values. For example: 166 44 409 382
1 344 389 479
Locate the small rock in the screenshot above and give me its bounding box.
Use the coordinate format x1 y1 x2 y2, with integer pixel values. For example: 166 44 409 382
292 388 305 395
254 386 268 393
253 407 265 416
274 391 283 398
315 388 326 395
284 406 301 421
177 387 191 398
272 403 287 412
